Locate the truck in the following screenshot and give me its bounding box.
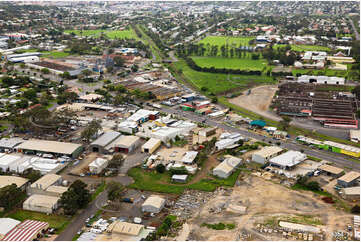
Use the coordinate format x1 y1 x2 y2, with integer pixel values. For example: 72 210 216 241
122 198 134 203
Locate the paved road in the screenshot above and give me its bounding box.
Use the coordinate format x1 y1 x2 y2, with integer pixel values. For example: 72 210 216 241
349 17 360 41
55 191 107 241
160 107 360 171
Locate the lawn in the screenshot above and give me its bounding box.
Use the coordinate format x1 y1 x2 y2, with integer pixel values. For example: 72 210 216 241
64 28 137 40
192 56 267 71
90 181 106 201
127 167 241 194
171 60 274 94
198 36 255 47
8 210 70 233
41 51 70 59
273 44 331 52
292 68 348 78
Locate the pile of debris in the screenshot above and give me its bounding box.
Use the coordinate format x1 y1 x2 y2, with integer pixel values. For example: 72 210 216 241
333 231 351 241
255 224 324 241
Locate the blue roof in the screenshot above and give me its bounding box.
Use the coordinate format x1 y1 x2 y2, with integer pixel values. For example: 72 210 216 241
250 120 266 127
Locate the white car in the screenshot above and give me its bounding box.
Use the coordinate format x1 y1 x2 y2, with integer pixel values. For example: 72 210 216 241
133 217 142 224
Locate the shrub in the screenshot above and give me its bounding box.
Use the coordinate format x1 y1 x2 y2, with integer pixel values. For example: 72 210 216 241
156 164 165 173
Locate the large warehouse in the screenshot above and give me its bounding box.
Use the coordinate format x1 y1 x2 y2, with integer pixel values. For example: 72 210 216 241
213 155 242 179
2 219 49 241
252 146 284 164
16 140 83 158
141 195 166 213
89 131 121 154
141 138 161 154
23 194 60 214
0 175 29 190
269 150 307 170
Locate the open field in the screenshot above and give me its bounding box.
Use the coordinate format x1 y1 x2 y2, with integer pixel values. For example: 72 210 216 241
228 85 281 121
292 68 348 78
8 210 70 233
192 56 267 70
178 174 354 241
273 44 331 52
198 36 255 47
64 29 137 39
16 49 70 59
171 60 275 94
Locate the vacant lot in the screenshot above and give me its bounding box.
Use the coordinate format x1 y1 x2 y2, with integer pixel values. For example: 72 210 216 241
180 175 353 241
198 36 255 47
228 85 280 121
192 57 267 71
8 210 70 233
172 60 274 94
64 29 137 39
273 44 331 52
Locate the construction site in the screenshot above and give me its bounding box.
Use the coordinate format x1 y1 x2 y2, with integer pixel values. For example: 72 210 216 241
171 174 355 241
271 83 359 129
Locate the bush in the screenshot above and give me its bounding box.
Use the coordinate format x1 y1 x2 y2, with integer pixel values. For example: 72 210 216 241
351 205 360 214
156 164 165 173
169 167 188 175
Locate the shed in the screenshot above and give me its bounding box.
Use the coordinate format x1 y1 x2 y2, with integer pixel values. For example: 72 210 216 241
107 221 144 236
171 174 188 183
141 138 161 154
2 220 49 241
114 136 141 154
269 150 306 169
0 176 29 190
252 146 283 164
89 131 121 154
318 164 344 177
141 195 166 213
181 151 198 164
89 158 108 174
23 194 60 214
0 218 20 240
342 187 360 201
337 171 360 188
250 120 266 128
213 155 242 178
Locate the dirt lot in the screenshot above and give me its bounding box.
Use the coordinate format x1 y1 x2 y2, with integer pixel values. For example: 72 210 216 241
177 174 354 241
229 85 281 121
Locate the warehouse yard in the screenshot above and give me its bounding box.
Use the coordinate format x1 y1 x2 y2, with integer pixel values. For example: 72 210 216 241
178 175 353 241
229 85 281 121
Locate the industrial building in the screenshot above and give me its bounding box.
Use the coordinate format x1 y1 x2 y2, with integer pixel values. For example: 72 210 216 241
213 155 242 179
114 136 141 154
337 171 360 188
318 164 344 178
16 140 83 158
0 218 20 240
27 174 63 196
198 127 217 137
127 109 159 124
341 187 360 201
89 158 109 174
1 219 49 241
215 133 244 150
0 138 24 152
106 221 150 240
297 75 345 85
23 194 60 214
118 120 138 134
269 150 307 170
0 176 29 190
141 138 161 154
89 131 121 154
172 174 188 183
141 195 166 213
181 151 198 165
252 146 284 164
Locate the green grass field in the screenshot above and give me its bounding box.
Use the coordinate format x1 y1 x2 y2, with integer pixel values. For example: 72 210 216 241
198 36 255 47
8 210 70 233
41 51 70 59
172 60 274 94
127 167 241 194
64 29 137 39
192 56 267 70
292 68 348 78
273 44 331 52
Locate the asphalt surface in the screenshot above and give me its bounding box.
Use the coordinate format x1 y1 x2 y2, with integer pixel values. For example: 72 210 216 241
55 191 107 241
160 107 360 172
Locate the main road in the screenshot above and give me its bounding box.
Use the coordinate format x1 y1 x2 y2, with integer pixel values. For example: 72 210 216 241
160 107 360 172
349 17 359 41
55 191 107 241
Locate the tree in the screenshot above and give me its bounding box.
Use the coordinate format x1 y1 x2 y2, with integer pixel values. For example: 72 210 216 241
307 181 320 191
41 68 50 74
0 184 25 211
59 180 90 215
156 164 165 173
113 56 125 67
81 119 102 142
108 154 124 169
131 64 139 72
81 69 92 78
351 205 360 214
279 116 292 131
16 99 29 109
57 91 78 105
22 168 42 183
23 88 37 101
107 181 124 201
211 96 218 103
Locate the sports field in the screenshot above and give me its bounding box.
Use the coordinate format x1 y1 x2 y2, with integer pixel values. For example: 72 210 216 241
273 44 331 52
172 60 274 94
198 36 255 47
64 29 137 39
192 56 267 70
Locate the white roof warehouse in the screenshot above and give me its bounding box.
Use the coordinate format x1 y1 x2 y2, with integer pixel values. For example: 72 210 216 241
16 140 83 158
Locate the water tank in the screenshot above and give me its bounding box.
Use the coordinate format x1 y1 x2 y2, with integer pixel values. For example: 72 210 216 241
62 180 69 186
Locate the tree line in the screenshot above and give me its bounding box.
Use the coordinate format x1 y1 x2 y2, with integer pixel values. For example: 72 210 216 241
185 57 263 75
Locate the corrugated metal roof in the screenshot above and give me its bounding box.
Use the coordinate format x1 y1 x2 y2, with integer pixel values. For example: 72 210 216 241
91 131 121 147
2 220 49 241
